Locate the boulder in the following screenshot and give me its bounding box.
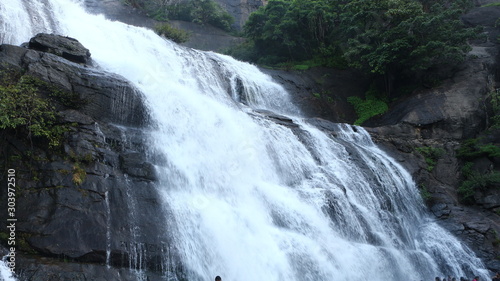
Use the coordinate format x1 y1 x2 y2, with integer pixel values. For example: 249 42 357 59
0 42 148 127
28 33 91 64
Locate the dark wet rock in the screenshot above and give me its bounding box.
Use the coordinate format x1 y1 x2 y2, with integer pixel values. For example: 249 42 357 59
251 109 298 127
28 33 91 64
1 41 148 127
0 36 184 280
431 203 451 218
120 151 158 181
16 255 177 281
263 67 370 123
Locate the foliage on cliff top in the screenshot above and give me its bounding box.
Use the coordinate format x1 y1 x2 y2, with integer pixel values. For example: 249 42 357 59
124 0 235 32
235 0 479 93
167 0 235 31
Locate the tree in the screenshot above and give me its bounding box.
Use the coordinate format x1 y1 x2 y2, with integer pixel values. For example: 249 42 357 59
339 0 478 93
167 0 235 31
244 0 339 63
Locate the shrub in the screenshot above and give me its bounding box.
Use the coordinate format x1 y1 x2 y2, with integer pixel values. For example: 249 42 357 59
167 0 235 32
347 84 388 125
72 163 87 186
415 146 445 172
154 23 190 43
0 72 67 147
458 169 500 204
457 138 500 159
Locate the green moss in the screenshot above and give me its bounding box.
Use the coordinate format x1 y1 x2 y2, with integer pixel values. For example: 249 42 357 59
415 146 445 172
482 2 500 7
49 87 87 109
347 83 388 126
16 233 37 254
0 70 69 148
292 65 310 71
458 162 500 204
419 184 432 202
489 89 500 129
457 138 500 159
0 232 8 245
154 23 191 43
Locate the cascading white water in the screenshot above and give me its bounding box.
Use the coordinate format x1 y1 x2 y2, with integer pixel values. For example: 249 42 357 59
0 0 491 280
0 256 16 281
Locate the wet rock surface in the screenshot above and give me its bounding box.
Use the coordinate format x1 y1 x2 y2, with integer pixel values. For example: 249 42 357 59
28 33 91 64
0 35 182 280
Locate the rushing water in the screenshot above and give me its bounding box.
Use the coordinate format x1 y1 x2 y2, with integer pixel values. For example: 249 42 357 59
0 0 491 280
0 256 16 281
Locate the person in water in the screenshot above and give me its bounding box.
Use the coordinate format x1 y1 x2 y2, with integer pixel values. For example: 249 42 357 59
215 276 221 281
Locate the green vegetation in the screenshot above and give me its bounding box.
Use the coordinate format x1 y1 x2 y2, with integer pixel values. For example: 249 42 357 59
482 2 500 7
457 138 500 159
0 70 68 148
312 91 335 104
457 88 500 203
340 0 475 76
167 0 234 31
347 84 388 125
154 23 191 43
458 162 500 204
419 184 433 202
489 89 500 129
124 0 235 31
231 0 479 97
415 146 445 172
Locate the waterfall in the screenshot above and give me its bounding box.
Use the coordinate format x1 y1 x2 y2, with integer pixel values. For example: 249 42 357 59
0 0 491 280
0 256 16 281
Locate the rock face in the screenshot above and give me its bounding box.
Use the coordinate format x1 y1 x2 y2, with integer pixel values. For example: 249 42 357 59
82 0 246 52
359 3 500 273
28 33 91 64
262 67 371 123
0 34 184 280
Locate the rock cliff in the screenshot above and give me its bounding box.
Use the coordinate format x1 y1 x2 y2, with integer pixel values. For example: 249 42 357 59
364 3 500 273
0 34 183 280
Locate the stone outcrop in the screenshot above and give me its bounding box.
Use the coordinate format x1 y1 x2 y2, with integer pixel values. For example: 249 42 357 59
0 34 183 280
28 33 91 64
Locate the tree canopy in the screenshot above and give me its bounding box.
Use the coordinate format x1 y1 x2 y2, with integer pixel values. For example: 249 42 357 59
238 0 479 90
